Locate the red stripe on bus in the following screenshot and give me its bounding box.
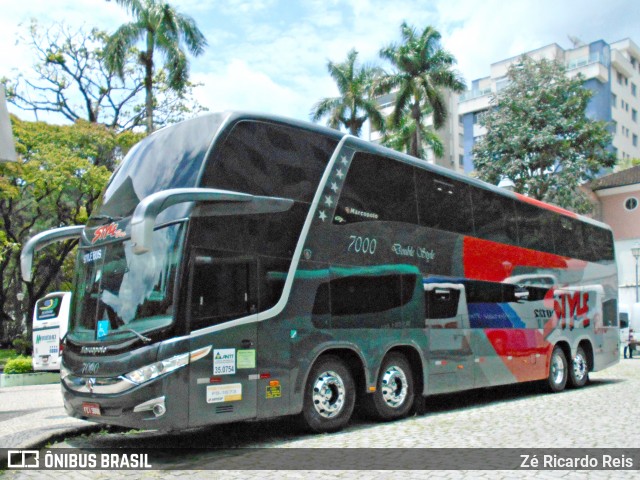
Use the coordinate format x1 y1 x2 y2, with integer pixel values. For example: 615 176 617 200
485 329 552 382
513 192 578 218
463 237 569 281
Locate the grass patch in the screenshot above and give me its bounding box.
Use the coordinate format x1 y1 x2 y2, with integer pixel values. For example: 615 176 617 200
0 349 18 370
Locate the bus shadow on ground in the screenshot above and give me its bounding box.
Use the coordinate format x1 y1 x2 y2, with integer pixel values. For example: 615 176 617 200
57 376 624 452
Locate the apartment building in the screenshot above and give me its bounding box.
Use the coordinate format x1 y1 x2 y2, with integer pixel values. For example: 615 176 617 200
458 38 640 174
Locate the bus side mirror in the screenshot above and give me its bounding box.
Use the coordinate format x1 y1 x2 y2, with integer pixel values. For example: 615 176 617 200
21 226 84 282
130 188 294 255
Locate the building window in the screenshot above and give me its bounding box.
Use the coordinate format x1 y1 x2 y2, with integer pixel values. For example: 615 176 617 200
612 93 617 108
633 83 637 97
625 197 638 211
634 134 638 147
633 109 638 123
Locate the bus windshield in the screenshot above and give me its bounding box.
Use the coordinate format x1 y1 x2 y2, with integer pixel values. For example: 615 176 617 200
69 223 185 343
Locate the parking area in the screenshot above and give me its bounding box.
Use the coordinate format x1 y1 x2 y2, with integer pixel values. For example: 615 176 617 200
3 357 639 479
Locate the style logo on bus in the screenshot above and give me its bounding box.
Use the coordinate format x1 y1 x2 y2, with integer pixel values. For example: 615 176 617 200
92 223 126 244
548 291 591 329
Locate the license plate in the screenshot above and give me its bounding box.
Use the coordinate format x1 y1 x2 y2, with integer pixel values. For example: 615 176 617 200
82 402 101 416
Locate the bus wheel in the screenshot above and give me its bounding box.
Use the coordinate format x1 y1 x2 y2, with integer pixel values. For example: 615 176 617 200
547 345 568 393
568 346 589 388
301 355 355 433
365 353 414 421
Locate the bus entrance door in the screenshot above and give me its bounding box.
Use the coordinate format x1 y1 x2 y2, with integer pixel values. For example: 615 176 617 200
424 282 474 393
187 252 259 427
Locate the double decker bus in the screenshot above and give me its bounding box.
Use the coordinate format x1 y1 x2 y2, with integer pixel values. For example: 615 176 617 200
21 112 618 433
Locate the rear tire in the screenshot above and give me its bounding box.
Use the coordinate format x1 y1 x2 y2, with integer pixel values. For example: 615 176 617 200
568 345 589 388
300 356 355 433
547 345 568 393
364 353 415 421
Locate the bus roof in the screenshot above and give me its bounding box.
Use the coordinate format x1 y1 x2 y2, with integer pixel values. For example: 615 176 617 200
134 111 612 233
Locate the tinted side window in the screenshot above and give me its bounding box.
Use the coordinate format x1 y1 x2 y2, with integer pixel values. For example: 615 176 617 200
471 187 518 244
189 251 258 330
584 224 615 262
515 202 557 254
312 273 418 328
202 120 338 203
335 152 418 225
416 169 474 235
555 216 587 260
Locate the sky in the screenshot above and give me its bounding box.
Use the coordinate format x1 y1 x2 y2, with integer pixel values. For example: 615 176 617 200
1 0 639 126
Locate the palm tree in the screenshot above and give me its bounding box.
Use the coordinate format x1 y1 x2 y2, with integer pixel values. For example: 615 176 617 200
379 23 465 158
105 0 207 133
382 104 444 160
311 49 385 137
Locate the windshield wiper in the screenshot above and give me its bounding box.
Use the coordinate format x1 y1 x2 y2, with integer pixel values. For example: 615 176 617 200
101 328 151 343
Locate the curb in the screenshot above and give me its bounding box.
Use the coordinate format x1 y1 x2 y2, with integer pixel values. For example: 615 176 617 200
19 424 104 450
0 372 60 388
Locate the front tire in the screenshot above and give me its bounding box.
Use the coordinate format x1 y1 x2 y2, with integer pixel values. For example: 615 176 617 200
568 345 589 388
547 345 568 393
300 356 355 433
364 353 415 421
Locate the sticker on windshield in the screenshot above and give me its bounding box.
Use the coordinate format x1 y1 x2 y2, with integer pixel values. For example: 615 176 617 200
83 250 102 264
97 320 109 339
213 349 236 375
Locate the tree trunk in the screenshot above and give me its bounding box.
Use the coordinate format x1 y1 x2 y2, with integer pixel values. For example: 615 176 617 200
144 33 155 134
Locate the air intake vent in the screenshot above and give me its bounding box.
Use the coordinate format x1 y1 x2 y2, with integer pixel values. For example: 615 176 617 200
216 405 234 414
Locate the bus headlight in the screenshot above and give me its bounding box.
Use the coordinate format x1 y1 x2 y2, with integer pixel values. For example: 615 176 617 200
125 352 190 385
123 345 211 386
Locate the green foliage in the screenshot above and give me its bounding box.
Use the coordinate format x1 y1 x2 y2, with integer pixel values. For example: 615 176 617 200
0 116 135 343
310 49 385 137
12 337 31 356
381 104 444 159
4 355 33 374
0 349 18 370
473 56 616 213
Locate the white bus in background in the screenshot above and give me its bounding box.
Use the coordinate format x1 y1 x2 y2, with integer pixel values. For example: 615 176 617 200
32 292 71 371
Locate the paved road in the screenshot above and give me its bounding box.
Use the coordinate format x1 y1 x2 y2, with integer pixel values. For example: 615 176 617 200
3 358 640 479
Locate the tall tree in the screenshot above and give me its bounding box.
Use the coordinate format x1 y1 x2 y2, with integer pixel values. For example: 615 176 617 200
311 49 385 137
379 23 465 158
2 20 206 132
473 56 616 213
105 0 207 133
381 103 443 159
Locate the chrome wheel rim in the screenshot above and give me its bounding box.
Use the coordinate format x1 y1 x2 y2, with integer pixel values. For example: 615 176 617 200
551 351 565 385
311 370 345 418
573 352 587 382
381 365 408 408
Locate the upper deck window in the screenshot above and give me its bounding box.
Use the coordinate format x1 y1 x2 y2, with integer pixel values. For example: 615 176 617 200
202 120 338 204
334 151 418 225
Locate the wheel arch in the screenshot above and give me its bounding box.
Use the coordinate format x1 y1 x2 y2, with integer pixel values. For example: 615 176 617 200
576 339 594 372
294 346 368 415
375 344 425 399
